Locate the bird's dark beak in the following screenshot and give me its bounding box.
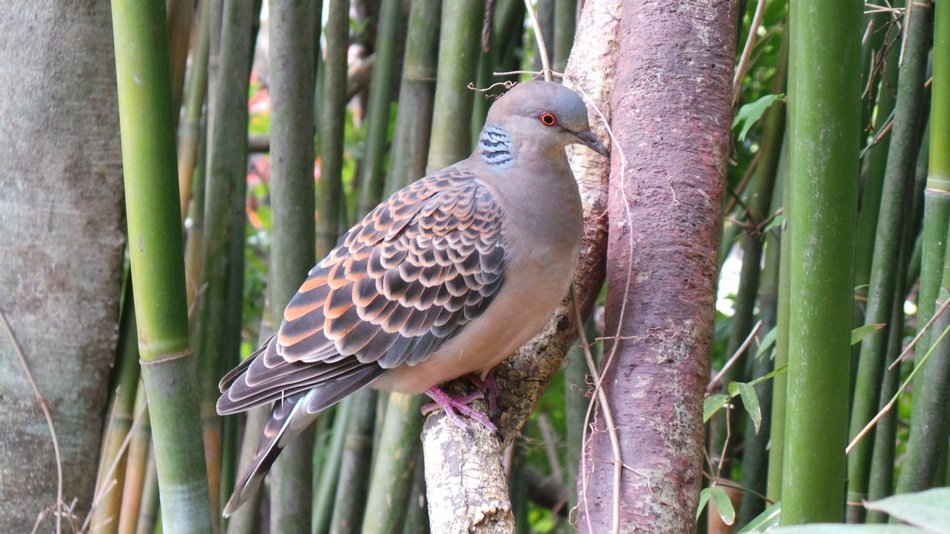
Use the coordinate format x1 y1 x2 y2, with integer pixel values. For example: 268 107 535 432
575 130 609 157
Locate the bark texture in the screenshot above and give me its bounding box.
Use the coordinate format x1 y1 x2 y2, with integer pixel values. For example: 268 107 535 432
577 1 738 532
0 1 124 530
419 1 617 530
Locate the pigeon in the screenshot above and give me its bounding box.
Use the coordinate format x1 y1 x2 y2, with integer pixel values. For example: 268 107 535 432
217 80 608 515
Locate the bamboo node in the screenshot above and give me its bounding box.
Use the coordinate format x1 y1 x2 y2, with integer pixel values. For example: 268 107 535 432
140 348 193 365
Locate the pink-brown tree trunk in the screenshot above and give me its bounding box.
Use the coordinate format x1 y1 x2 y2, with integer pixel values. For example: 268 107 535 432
577 1 738 532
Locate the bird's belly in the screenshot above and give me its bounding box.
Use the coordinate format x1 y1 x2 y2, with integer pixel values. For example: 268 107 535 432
372 244 578 394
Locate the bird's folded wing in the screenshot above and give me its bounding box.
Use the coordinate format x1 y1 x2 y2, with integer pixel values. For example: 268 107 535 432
217 170 507 414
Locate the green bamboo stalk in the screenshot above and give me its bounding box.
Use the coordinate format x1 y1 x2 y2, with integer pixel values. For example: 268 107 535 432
185 116 209 325
311 1 325 127
218 411 238 532
904 122 931 292
737 168 785 528
897 0 950 493
312 401 350 534
766 134 790 502
167 0 196 116
317 0 350 258
134 448 159 534
328 389 377 534
472 48 492 142
360 392 425 533
853 9 901 318
552 0 576 72
194 0 254 523
865 186 920 522
266 0 318 530
510 445 529 534
355 0 401 215
177 0 212 219
859 0 898 141
492 0 525 83
906 232 923 290
91 288 141 533
846 2 933 521
781 0 861 524
866 106 929 526
898 217 950 490
371 388 388 468
529 0 553 73
471 0 525 141
110 0 213 530
403 457 429 534
225 309 273 534
224 406 269 534
909 190 948 357
716 31 787 477
564 342 586 514
116 384 150 534
310 409 332 478
426 0 484 171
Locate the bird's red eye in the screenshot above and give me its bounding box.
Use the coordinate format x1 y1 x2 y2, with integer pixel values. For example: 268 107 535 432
539 112 558 126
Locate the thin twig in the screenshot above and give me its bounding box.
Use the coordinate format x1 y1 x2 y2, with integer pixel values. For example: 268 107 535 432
481 0 495 52
572 287 622 534
467 80 518 93
847 321 950 453
733 0 767 106
523 0 553 81
889 296 950 369
862 17 875 47
707 320 763 393
899 0 912 67
1 307 64 534
536 413 565 484
569 83 628 534
723 151 762 217
715 408 733 479
493 69 562 79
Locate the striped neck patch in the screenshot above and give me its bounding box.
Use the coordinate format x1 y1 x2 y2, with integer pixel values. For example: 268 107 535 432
478 125 514 169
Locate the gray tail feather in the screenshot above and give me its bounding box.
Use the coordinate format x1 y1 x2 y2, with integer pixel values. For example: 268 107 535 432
221 366 384 517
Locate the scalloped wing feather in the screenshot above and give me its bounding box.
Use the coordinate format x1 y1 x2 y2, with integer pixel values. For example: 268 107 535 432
216 170 507 416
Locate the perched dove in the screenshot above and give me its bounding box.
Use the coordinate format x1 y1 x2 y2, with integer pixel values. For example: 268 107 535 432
217 80 608 515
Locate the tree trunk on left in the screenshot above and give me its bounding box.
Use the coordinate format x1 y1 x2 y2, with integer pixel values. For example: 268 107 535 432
0 1 125 531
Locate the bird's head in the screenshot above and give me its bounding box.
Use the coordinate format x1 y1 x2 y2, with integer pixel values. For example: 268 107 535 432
483 81 609 158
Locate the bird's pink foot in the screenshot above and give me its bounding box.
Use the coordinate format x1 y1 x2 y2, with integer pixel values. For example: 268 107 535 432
467 373 500 415
422 386 497 432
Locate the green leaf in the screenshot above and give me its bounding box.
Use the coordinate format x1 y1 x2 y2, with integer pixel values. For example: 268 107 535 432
755 326 778 360
734 381 762 433
703 393 730 423
696 487 711 522
709 486 736 526
738 500 780 533
863 487 950 533
733 93 784 141
851 323 887 345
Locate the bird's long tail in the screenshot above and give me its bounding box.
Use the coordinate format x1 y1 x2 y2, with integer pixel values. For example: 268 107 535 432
221 366 383 517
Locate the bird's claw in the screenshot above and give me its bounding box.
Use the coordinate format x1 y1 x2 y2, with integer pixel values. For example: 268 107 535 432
423 386 497 433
